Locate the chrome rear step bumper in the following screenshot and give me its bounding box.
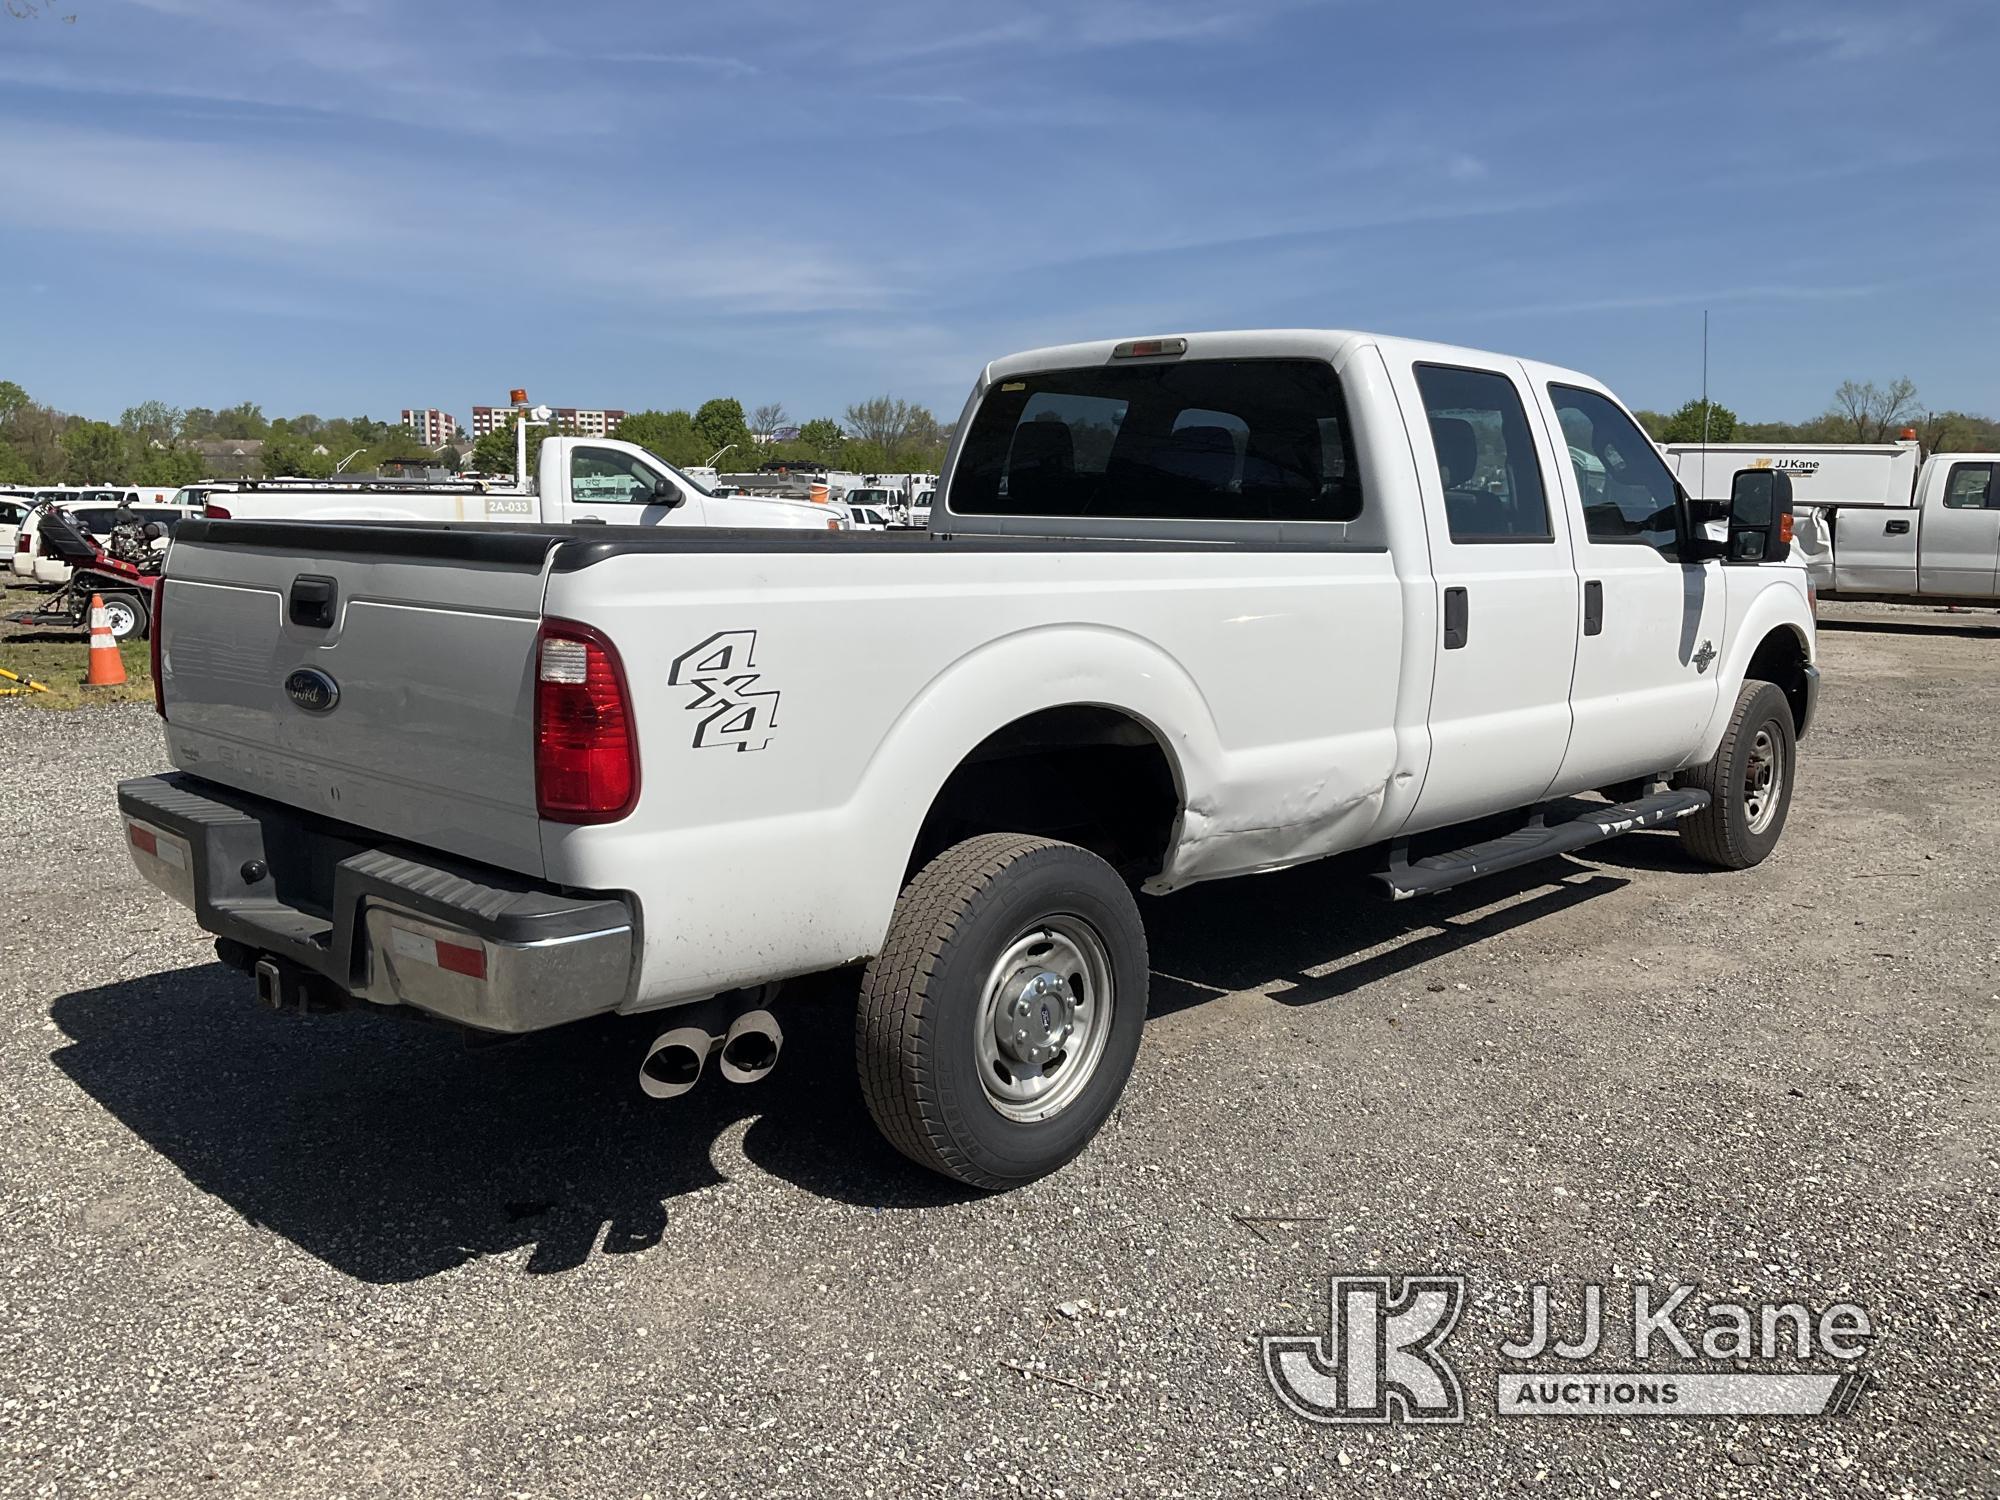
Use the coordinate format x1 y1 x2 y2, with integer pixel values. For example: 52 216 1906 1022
118 773 637 1033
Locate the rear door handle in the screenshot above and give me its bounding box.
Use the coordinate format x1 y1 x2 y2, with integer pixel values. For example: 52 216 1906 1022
1884 518 1911 535
1583 579 1604 636
1443 586 1469 650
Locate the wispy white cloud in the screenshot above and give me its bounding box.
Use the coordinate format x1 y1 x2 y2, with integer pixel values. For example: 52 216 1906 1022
1461 284 1879 322
1743 2 1944 60
583 50 762 77
0 121 888 318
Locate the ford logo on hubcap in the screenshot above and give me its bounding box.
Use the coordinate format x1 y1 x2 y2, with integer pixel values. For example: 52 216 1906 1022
285 667 339 713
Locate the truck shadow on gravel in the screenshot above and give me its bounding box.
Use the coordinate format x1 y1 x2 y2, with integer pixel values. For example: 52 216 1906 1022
50 855 1635 1285
1143 857 1628 1013
48 962 956 1284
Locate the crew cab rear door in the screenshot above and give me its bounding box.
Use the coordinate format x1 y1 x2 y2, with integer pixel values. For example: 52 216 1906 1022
1391 357 1580 831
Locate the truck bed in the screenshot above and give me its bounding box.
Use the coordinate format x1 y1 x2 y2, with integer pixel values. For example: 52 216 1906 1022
156 515 1405 1002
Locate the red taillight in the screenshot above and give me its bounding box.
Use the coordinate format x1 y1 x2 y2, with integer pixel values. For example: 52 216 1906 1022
534 619 638 823
150 577 166 717
204 502 232 519
13 532 27 553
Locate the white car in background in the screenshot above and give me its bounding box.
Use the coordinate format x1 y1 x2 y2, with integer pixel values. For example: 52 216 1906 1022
0 493 32 559
17 495 202 585
841 502 892 531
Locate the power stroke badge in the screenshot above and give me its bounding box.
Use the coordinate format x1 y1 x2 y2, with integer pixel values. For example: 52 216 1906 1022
669 630 780 752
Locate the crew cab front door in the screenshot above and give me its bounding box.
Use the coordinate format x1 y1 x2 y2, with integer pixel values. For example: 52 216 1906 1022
1540 382 1725 790
563 445 705 526
1396 359 1581 833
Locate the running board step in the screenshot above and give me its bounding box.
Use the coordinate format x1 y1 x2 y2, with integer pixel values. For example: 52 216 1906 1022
1375 788 1710 900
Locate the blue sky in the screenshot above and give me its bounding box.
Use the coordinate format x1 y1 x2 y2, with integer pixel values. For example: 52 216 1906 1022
2 0 1996 430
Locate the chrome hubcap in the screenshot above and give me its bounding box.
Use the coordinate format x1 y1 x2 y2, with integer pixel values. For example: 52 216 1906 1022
976 916 1113 1122
1743 726 1782 835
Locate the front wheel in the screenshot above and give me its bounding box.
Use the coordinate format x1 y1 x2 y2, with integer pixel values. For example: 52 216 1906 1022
856 834 1149 1190
1676 680 1797 870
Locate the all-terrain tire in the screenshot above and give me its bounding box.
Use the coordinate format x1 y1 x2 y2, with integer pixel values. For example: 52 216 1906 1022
1676 679 1796 870
856 833 1148 1191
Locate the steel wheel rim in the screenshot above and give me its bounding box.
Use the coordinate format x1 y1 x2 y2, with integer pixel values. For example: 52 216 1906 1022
975 914 1115 1123
1743 725 1782 835
102 599 137 638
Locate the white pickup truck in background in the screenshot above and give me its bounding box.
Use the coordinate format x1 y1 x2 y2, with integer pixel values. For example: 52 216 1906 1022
1666 438 2000 603
122 328 1817 1190
204 436 840 531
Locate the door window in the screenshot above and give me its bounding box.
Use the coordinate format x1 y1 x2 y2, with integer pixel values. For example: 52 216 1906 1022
1547 384 1683 553
570 446 669 504
1943 462 1995 509
1414 364 1551 542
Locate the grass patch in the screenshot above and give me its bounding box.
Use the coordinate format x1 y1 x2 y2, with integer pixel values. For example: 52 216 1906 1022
0 585 153 710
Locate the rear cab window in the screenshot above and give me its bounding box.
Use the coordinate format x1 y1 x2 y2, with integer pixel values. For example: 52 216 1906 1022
947 358 1364 535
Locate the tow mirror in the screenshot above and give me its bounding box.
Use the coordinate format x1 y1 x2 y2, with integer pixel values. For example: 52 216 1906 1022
1726 468 1793 563
651 476 684 508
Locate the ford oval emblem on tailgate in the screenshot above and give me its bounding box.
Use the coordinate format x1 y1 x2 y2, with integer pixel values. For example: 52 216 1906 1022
285 667 340 713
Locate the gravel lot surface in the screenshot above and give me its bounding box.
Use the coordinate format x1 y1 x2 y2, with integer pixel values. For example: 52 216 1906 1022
2 603 1995 1498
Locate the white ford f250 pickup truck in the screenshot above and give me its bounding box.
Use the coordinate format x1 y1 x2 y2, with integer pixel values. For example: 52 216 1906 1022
120 329 1818 1190
206 435 840 532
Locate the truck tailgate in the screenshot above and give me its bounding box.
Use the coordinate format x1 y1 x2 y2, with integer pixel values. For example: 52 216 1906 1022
158 526 554 877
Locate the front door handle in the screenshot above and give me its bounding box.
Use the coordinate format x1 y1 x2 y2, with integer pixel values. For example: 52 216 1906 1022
1583 579 1604 636
1443 586 1469 650
1884 518 1911 535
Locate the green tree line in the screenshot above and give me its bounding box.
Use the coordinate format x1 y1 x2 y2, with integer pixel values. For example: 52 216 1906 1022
21 371 1986 491
470 395 952 480
0 381 452 486
0 377 955 488
1634 379 2000 452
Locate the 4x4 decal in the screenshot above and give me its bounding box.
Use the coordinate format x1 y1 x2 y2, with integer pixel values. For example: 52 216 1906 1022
668 630 780 751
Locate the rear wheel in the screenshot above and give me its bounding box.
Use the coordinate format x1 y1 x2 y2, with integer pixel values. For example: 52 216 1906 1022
1676 680 1796 869
99 591 149 642
856 834 1148 1190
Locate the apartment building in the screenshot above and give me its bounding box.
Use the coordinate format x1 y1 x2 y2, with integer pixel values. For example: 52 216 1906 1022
470 405 629 439
400 408 458 446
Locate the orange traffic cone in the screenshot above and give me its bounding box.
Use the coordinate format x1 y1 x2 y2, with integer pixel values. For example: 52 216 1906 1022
85 594 127 688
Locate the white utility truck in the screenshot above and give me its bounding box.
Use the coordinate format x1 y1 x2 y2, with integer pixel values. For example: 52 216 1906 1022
204 436 840 532
1665 439 2000 604
121 329 1817 1190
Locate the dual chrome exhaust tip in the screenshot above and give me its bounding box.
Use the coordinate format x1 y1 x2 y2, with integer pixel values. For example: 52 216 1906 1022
638 1008 782 1099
